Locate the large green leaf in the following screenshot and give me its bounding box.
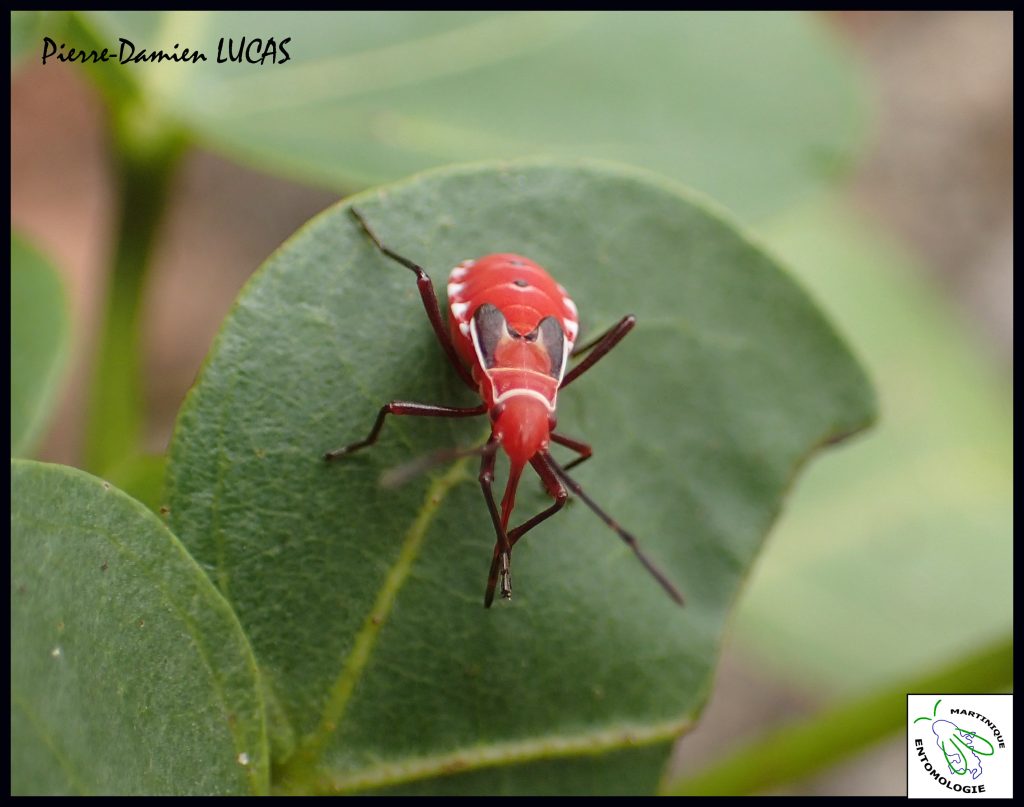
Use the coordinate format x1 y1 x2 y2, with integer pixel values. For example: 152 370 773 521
166 161 875 793
10 460 268 795
11 235 70 457
79 11 864 220
729 202 1013 695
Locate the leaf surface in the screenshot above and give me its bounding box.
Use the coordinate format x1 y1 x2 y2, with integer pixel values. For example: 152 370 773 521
10 460 268 795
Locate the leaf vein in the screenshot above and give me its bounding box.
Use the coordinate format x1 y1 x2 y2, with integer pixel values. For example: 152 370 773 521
288 456 473 770
291 717 691 795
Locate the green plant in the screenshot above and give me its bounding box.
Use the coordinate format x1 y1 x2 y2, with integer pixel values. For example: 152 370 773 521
12 158 875 795
11 236 69 458
11 11 1009 796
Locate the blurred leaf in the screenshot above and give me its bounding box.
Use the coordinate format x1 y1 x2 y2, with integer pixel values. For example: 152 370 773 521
103 452 167 514
166 160 875 793
732 202 1013 694
11 235 70 457
665 636 1012 795
79 11 865 220
11 460 268 795
11 11 45 67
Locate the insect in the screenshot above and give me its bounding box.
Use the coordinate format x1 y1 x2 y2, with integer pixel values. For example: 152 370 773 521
325 208 685 608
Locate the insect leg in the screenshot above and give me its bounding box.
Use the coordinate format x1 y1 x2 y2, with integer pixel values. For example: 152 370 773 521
508 453 568 547
350 207 476 389
544 452 685 606
560 314 636 389
479 436 514 608
549 432 594 472
324 401 487 460
485 455 568 607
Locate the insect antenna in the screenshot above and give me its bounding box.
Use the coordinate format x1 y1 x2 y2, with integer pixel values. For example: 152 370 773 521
379 443 492 489
544 452 685 606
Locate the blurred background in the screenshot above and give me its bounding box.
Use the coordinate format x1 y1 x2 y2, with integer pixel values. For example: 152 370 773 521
11 11 1012 795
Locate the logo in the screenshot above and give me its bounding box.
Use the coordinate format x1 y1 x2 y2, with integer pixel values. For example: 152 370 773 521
907 694 1012 798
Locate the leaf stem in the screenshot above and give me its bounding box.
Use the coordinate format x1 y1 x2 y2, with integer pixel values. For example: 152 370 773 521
83 100 186 474
660 637 1013 796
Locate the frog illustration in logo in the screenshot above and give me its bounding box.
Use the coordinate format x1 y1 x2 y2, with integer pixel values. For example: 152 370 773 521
915 699 996 780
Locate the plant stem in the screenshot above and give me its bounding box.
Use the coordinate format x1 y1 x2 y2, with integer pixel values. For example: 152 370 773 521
83 103 185 474
660 637 1013 796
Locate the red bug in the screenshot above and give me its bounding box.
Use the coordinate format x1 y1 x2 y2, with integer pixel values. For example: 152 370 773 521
325 208 685 608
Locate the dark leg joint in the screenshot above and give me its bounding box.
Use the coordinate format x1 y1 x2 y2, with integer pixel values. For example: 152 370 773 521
324 404 390 460
550 432 594 472
324 401 486 461
349 207 476 390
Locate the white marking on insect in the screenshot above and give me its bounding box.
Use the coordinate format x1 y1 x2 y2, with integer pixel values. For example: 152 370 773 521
451 301 471 320
459 321 470 337
469 311 501 374
565 320 579 340
493 388 556 411
447 281 467 297
559 335 573 385
449 267 469 281
556 283 568 295
563 297 578 317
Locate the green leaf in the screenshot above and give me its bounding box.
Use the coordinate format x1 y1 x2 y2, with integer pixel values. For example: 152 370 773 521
166 160 875 794
732 202 1013 695
10 460 269 795
80 11 865 220
11 235 71 458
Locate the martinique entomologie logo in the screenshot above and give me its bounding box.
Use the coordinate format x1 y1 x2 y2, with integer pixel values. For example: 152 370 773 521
907 694 1012 799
